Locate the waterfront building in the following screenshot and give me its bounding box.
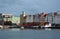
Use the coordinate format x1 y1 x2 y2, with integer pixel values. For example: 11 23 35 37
0 13 3 25
20 11 60 26
33 13 46 22
0 13 20 26
26 15 33 23
20 11 26 25
2 13 12 25
0 13 13 26
45 13 53 23
2 14 12 21
45 11 60 24
12 16 20 25
33 14 40 23
53 11 60 24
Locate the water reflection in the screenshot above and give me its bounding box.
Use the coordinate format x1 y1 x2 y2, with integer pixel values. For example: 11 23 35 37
0 29 60 39
45 28 51 30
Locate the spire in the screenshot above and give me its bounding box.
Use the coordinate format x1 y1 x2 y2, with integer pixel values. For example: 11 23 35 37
22 11 26 17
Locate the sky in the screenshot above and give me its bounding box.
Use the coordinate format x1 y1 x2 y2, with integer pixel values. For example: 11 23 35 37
0 0 60 16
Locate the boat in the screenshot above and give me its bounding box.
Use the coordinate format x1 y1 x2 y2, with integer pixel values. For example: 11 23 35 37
41 23 52 28
0 25 3 29
45 23 51 28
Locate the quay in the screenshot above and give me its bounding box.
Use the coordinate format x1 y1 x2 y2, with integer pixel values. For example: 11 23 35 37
0 25 60 29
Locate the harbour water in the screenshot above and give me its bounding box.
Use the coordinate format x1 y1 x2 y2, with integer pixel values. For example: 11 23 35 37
0 29 60 39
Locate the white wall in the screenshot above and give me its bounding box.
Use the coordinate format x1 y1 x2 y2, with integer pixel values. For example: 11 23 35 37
26 15 33 23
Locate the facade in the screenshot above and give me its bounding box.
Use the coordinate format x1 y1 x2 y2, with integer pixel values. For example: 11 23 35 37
52 11 60 24
45 11 60 24
26 15 33 23
20 13 46 26
2 14 12 21
2 14 12 25
20 11 26 25
0 13 20 25
12 16 20 24
45 13 53 23
0 13 12 25
0 13 3 25
33 14 40 23
20 11 60 26
33 13 46 23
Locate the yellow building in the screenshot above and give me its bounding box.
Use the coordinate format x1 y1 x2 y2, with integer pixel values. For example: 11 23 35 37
20 11 26 25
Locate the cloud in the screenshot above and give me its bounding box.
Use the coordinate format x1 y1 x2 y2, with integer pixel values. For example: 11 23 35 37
0 0 60 16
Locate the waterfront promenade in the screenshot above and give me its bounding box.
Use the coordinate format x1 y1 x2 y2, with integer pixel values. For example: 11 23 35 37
0 25 60 29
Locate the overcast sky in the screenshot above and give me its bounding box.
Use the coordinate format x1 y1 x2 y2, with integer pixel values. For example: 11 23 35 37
0 0 60 16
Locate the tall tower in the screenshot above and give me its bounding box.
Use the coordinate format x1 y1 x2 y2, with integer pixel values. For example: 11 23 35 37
22 11 26 17
20 11 26 26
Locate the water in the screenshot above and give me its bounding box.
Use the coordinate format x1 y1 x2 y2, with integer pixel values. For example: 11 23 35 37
0 29 60 39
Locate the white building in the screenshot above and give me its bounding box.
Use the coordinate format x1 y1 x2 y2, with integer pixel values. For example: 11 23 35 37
26 15 33 23
45 11 60 24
